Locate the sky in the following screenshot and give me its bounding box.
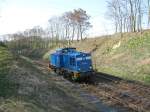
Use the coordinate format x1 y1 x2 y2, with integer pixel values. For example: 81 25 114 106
0 0 114 37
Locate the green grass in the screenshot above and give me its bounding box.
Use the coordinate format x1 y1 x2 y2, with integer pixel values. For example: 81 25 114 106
0 99 45 112
99 32 150 84
0 53 48 112
126 33 150 49
68 31 150 85
0 46 13 75
0 45 16 97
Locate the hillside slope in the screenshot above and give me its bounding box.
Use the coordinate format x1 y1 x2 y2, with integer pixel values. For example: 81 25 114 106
71 31 150 84
0 44 13 76
0 45 99 112
0 44 14 97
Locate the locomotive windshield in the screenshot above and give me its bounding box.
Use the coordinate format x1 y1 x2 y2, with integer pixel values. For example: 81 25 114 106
76 55 92 72
76 56 91 61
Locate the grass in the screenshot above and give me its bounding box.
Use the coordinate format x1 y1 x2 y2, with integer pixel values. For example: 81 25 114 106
0 54 51 112
0 46 13 75
107 32 150 84
0 54 98 112
0 99 45 112
0 45 16 97
67 31 150 85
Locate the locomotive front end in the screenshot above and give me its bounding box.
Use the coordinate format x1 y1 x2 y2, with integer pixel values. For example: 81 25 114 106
74 53 93 80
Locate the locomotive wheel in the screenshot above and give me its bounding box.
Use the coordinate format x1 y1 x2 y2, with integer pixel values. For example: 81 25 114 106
48 63 50 68
48 64 52 71
85 76 90 82
71 73 80 81
56 69 60 75
53 68 56 73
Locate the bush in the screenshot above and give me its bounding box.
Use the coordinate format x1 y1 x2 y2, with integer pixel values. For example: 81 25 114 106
127 34 150 49
0 45 15 97
0 41 6 47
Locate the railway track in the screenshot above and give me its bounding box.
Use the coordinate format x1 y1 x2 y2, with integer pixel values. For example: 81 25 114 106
80 73 150 112
34 60 150 112
94 72 122 82
84 71 123 85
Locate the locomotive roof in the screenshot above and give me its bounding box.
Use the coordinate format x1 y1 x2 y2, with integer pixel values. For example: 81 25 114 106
66 51 90 56
62 47 76 50
56 47 76 51
54 47 91 56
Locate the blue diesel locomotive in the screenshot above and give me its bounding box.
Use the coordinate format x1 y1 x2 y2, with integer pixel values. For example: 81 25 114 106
49 47 93 81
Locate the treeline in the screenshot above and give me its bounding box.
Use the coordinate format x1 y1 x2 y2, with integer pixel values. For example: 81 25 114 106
48 8 92 43
3 8 91 57
0 41 6 47
6 33 64 58
107 0 149 33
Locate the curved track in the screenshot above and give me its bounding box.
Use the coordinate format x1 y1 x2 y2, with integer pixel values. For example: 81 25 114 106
92 72 122 83
80 72 150 112
34 60 150 112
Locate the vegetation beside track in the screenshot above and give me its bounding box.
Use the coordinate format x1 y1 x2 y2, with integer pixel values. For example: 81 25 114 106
0 44 13 76
70 31 150 84
0 44 15 97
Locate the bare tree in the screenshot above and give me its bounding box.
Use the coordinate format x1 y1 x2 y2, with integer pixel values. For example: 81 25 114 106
48 16 64 46
106 0 124 34
137 0 142 32
106 0 144 34
62 12 72 45
73 9 92 41
47 9 91 43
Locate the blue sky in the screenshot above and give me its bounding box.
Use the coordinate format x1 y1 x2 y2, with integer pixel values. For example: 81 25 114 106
0 0 114 36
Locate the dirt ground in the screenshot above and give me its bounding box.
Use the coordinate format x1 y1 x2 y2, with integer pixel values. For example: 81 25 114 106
2 56 149 112
3 56 129 112
80 81 150 112
3 57 101 112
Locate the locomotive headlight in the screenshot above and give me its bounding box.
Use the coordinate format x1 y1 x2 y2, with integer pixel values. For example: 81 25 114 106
90 66 92 69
